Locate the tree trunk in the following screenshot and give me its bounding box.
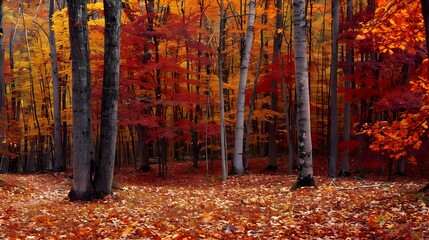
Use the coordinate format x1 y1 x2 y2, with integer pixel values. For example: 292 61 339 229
0 0 7 173
94 0 121 198
328 0 339 177
340 0 353 176
49 0 64 172
290 0 315 190
420 0 429 191
422 0 429 72
218 0 228 180
232 0 256 174
137 125 150 172
267 0 284 170
67 0 94 201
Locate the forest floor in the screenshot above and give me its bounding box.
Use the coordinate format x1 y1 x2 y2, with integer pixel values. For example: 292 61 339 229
0 159 429 239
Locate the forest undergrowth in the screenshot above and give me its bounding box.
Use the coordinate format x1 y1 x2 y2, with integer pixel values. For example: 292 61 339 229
0 159 428 239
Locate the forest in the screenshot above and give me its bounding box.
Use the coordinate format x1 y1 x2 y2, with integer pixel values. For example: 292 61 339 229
0 0 429 238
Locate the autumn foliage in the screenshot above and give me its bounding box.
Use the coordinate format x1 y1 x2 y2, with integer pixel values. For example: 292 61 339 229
356 0 429 167
1 162 429 239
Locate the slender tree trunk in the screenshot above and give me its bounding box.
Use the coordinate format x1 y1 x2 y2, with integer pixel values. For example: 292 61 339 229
49 0 64 172
329 0 339 177
290 0 315 190
340 0 353 176
267 0 284 170
244 34 264 171
232 0 256 174
420 0 429 191
67 0 94 201
218 0 228 180
422 0 429 69
0 0 6 173
94 0 121 198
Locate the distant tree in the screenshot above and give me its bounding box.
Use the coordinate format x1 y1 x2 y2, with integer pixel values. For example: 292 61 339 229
329 0 339 177
340 0 353 177
94 0 122 198
67 0 94 201
218 0 228 180
290 0 315 190
49 0 64 172
266 0 283 171
0 0 6 173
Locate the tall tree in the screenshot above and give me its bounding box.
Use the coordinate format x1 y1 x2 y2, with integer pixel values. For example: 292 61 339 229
266 0 284 170
329 0 340 177
218 0 228 180
49 0 64 172
232 0 256 174
0 0 6 173
94 0 122 198
340 0 353 176
290 0 315 190
67 0 94 201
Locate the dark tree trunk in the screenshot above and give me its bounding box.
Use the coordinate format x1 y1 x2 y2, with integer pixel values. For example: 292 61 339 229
67 0 94 201
0 0 7 173
49 0 64 172
94 0 122 198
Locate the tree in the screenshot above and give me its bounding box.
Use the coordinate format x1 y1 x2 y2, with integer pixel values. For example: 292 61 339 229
329 0 340 177
67 0 94 201
0 0 6 173
218 0 228 180
266 0 283 171
49 0 64 172
340 0 353 177
94 0 122 198
290 0 315 190
232 0 256 174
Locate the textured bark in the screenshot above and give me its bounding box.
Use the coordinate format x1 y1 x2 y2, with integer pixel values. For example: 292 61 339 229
232 0 256 174
290 0 315 190
94 0 121 198
67 0 94 201
329 0 339 178
49 0 64 172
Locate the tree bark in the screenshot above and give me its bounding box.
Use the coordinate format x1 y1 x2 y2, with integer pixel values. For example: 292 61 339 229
267 0 284 170
232 0 256 174
94 0 121 198
290 0 315 190
67 0 94 201
218 0 228 180
49 0 64 172
329 0 339 177
340 0 353 176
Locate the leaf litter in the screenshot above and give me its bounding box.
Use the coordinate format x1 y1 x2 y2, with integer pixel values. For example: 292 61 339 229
0 163 428 239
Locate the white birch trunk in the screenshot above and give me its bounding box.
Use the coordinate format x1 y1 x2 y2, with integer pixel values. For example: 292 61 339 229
232 0 256 174
291 0 315 189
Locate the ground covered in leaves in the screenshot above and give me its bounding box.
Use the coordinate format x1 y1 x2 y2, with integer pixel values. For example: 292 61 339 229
1 161 429 239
